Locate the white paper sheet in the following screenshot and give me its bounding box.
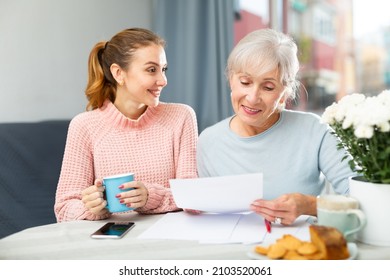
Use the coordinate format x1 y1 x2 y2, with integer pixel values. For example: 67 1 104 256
199 212 268 244
170 173 263 213
138 212 313 245
138 211 267 244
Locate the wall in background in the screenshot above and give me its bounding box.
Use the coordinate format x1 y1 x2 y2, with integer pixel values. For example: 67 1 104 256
0 0 152 122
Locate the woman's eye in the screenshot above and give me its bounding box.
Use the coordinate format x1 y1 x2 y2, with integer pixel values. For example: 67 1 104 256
162 67 168 72
263 83 276 91
147 67 156 73
240 80 250 85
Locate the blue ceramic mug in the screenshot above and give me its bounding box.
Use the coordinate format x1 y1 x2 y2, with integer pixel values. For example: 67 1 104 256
103 172 135 213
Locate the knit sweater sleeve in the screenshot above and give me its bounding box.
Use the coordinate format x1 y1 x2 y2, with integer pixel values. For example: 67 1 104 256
136 105 198 214
54 115 110 222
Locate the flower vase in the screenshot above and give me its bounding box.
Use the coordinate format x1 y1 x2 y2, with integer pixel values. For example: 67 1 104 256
349 176 390 246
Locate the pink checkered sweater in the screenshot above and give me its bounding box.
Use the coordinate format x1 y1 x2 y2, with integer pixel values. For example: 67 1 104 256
54 100 198 222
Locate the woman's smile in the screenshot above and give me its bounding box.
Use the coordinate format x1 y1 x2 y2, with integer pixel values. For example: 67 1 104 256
241 104 262 115
148 89 161 98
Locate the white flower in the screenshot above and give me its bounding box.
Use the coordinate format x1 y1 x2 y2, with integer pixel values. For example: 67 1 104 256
338 93 366 106
335 93 366 123
378 121 390 132
354 125 374 139
321 103 338 125
342 114 354 129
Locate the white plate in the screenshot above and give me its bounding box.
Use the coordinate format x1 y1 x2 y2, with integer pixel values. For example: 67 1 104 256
247 242 358 260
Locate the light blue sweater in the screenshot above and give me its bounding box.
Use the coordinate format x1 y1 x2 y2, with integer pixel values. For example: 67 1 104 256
197 110 356 199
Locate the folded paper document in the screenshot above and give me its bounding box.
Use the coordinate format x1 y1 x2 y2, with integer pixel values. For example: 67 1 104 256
170 173 263 213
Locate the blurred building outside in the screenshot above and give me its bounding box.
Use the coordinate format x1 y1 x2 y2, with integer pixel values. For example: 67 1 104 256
234 0 390 115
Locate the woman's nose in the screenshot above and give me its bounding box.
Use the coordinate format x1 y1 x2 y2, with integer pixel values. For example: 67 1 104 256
156 72 168 86
246 89 261 104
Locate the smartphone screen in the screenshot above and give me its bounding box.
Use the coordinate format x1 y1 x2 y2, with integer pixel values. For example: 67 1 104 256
90 222 135 239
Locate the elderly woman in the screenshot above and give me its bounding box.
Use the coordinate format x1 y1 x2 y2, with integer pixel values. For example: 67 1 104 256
197 29 356 225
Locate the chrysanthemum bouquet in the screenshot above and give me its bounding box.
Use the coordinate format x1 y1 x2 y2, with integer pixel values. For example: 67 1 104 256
321 90 390 184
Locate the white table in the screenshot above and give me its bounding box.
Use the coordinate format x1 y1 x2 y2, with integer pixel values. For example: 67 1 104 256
0 212 389 260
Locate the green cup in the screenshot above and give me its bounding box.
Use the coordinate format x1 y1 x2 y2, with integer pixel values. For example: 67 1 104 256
317 194 366 242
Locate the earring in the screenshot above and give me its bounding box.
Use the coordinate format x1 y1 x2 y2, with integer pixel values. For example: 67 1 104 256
118 81 124 86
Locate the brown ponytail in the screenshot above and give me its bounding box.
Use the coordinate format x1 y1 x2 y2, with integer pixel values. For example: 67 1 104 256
85 41 116 110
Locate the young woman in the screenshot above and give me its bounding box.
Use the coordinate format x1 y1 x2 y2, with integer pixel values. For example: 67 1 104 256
55 28 198 222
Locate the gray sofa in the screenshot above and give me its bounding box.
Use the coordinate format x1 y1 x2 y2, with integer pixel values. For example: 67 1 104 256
0 120 70 238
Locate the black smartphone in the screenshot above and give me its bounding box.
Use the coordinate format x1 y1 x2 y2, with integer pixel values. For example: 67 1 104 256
90 222 135 239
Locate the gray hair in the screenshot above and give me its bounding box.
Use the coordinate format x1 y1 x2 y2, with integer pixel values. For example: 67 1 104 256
226 29 300 103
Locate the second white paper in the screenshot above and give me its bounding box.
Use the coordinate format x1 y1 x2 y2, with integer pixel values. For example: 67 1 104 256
138 211 267 244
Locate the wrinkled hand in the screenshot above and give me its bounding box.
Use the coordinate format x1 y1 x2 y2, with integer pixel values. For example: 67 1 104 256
81 179 109 216
250 193 316 225
116 181 149 209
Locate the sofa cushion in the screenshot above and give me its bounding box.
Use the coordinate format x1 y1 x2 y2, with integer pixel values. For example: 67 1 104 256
0 120 69 238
